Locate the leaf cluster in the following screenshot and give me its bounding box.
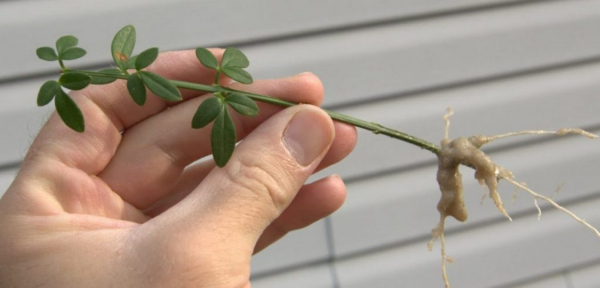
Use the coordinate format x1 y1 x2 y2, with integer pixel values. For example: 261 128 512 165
193 47 259 166
37 79 84 132
111 26 182 106
195 47 253 84
35 25 261 167
36 35 89 132
191 92 258 166
36 35 87 63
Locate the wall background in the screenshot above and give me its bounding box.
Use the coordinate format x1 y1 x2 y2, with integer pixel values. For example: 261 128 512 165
1 1 599 287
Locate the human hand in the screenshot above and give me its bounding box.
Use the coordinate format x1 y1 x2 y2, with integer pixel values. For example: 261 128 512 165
0 49 357 287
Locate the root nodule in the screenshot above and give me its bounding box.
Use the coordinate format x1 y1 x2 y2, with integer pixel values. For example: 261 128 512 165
428 108 598 288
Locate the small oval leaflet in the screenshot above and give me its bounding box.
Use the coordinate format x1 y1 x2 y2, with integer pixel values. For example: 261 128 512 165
36 47 58 61
195 48 219 70
59 72 92 90
226 93 258 117
221 47 249 68
56 35 78 55
112 25 136 70
192 96 222 129
37 80 58 106
60 47 87 60
221 66 253 84
55 88 85 133
135 47 159 70
139 71 182 101
212 106 237 167
127 73 146 106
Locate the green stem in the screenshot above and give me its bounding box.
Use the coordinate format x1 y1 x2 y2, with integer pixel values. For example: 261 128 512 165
74 70 440 155
79 70 128 79
58 58 66 70
220 87 440 155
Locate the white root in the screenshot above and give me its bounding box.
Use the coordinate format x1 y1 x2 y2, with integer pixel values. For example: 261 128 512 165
429 108 599 288
503 178 600 238
428 218 451 288
483 128 598 141
533 197 542 220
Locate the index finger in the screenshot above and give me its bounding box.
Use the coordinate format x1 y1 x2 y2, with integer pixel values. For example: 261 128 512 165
25 49 226 175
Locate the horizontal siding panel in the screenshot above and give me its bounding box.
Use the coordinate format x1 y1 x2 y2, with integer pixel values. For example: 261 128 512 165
245 0 600 106
315 62 600 181
334 198 600 287
569 262 600 288
251 263 333 288
0 0 533 79
511 275 568 288
331 132 600 257
251 220 329 276
0 107 52 165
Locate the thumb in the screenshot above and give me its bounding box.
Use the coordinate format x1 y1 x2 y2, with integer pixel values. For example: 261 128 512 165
155 104 335 250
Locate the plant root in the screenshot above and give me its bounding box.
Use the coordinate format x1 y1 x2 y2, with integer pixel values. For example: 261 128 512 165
428 108 599 288
505 178 600 237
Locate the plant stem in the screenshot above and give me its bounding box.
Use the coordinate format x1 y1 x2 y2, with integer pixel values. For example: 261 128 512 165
58 58 66 70
75 70 441 155
79 70 128 80
220 87 440 155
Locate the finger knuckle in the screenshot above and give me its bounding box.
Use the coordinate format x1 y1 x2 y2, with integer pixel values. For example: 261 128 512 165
223 156 294 213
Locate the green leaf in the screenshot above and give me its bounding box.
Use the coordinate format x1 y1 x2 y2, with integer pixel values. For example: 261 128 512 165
226 93 258 117
59 72 92 90
212 106 236 167
127 73 146 106
55 88 85 133
221 47 249 68
192 96 222 129
37 80 58 106
36 47 58 61
56 35 78 55
221 66 253 84
135 47 159 70
90 69 123 85
60 47 87 60
111 25 136 70
139 71 182 101
195 48 218 70
124 55 138 70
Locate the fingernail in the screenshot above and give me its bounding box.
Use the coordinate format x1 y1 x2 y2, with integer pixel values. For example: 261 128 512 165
295 71 312 77
283 106 333 166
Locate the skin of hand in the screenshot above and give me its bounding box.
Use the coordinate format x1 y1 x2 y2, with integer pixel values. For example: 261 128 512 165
0 49 357 287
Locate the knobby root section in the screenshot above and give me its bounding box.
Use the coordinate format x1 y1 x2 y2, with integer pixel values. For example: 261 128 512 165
427 108 599 288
